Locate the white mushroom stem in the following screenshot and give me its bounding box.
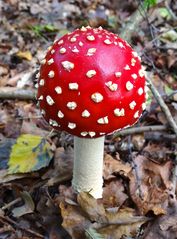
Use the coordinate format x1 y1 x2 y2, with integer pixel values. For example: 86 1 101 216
72 136 105 199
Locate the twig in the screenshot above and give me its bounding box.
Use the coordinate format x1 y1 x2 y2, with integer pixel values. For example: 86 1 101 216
172 144 177 196
165 0 177 21
119 8 145 42
113 125 167 138
128 136 143 200
146 77 177 136
1 198 21 210
0 87 36 100
0 214 44 238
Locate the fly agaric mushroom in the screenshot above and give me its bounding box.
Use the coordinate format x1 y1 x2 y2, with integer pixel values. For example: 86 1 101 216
37 26 146 199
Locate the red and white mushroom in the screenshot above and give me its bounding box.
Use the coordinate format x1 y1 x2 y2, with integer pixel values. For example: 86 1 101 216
37 26 146 198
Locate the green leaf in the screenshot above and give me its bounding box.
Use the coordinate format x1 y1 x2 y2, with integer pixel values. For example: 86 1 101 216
159 7 171 19
143 0 157 8
85 228 105 239
44 24 58 32
164 85 174 95
8 134 53 174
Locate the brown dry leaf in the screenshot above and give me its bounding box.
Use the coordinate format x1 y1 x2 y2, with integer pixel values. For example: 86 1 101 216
42 147 73 186
143 142 171 163
102 179 128 208
98 222 144 239
77 192 106 223
103 153 131 180
98 207 147 238
60 192 148 239
129 155 172 215
132 134 145 151
60 201 91 239
144 201 177 239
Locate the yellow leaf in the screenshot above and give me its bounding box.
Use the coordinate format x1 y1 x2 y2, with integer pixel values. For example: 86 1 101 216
16 51 32 61
8 134 53 174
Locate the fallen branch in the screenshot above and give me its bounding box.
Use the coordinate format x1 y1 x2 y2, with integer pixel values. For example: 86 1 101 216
113 125 167 138
146 77 177 137
0 87 36 100
0 214 43 238
119 7 145 43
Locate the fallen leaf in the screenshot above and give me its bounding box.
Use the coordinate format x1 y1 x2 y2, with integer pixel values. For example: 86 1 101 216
129 155 172 215
8 134 53 173
85 228 105 239
60 201 91 239
16 51 32 61
102 179 128 208
12 191 35 218
77 192 106 223
43 147 73 186
103 154 131 180
144 201 177 238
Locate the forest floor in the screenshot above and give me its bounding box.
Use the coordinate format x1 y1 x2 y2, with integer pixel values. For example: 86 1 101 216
0 0 177 238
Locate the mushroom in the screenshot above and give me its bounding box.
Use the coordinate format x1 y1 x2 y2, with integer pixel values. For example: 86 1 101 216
37 26 146 199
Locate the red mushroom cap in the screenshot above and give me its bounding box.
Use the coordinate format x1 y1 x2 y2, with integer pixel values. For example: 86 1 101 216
37 26 146 138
